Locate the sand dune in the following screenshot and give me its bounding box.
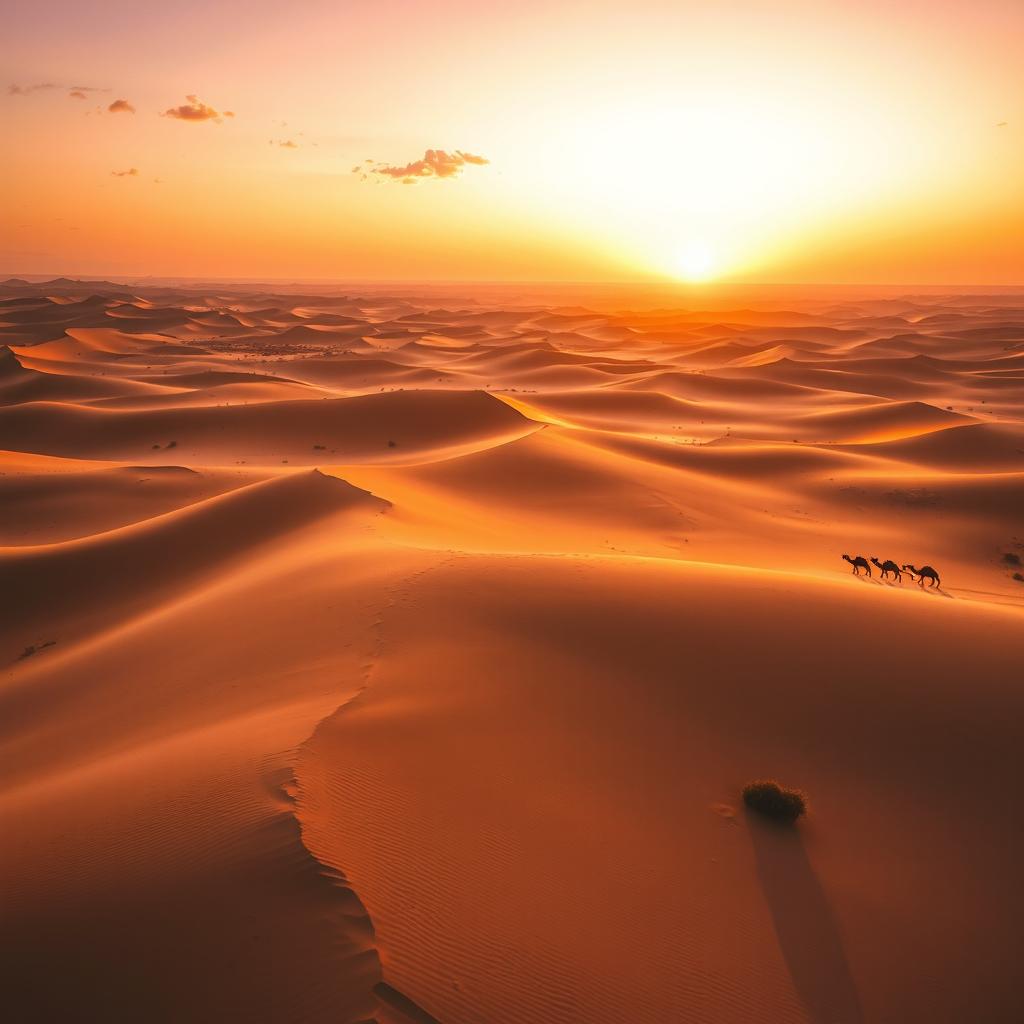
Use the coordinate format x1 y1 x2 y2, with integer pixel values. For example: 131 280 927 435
0 461 257 545
0 388 534 465
846 421 1024 470
1 470 385 650
297 554 1021 1024
2 279 1023 1023
781 400 974 444
1 345 170 404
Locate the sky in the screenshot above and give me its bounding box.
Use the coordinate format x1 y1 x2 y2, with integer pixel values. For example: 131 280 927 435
2 0 1023 284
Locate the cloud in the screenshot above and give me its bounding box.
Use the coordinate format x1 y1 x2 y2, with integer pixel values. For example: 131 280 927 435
108 98 135 114
161 95 227 122
278 139 298 148
9 82 106 99
8 83 58 95
111 168 139 177
363 148 489 184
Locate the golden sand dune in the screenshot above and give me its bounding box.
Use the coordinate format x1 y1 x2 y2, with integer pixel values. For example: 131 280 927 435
0 389 535 465
1 280 1022 1023
0 462 255 545
298 556 1022 1024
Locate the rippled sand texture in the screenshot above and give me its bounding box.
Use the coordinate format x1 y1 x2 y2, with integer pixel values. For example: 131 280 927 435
2 279 1022 1023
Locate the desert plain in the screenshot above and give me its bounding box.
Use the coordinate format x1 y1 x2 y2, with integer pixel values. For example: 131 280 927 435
1 278 1022 1023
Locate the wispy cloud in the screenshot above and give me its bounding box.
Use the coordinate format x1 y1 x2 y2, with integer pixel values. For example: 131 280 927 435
9 82 107 99
8 82 58 95
111 168 139 177
360 148 489 184
161 95 232 123
108 98 135 114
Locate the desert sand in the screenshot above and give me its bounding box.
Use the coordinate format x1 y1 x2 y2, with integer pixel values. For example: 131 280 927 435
1 278 1022 1023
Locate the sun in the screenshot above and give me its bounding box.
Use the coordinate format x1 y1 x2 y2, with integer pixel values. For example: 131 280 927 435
673 241 717 282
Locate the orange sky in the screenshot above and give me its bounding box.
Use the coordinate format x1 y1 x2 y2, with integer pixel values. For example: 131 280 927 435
2 0 1022 284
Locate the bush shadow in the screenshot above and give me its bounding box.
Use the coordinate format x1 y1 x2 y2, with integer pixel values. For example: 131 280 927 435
747 811 863 1024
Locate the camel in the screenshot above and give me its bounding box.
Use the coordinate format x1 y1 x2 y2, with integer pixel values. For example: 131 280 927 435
870 557 903 581
902 563 941 588
842 554 871 576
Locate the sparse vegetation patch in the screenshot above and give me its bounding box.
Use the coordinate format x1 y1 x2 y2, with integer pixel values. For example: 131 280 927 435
742 780 806 824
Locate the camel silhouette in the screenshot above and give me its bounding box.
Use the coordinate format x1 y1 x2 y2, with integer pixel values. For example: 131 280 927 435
902 564 941 588
870 558 902 582
842 554 871 576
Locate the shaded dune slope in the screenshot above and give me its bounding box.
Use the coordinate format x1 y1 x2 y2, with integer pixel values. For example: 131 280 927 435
0 470 387 651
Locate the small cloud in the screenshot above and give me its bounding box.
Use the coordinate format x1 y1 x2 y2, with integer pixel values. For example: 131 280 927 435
8 83 58 95
996 121 1007 128
108 98 135 114
10 82 106 98
111 168 139 177
278 139 298 148
161 94 226 123
366 148 489 184
224 110 235 118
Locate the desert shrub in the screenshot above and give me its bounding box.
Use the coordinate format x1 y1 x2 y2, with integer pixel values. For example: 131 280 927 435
18 639 56 661
742 780 806 824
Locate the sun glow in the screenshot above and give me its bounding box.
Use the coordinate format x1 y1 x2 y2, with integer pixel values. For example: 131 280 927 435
545 97 838 281
1 1 1022 283
673 241 716 281
529 74 966 283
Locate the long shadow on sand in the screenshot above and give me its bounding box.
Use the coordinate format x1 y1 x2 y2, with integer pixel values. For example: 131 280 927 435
747 812 863 1024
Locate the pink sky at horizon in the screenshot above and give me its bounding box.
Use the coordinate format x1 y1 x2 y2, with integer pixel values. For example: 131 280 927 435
3 0 1023 284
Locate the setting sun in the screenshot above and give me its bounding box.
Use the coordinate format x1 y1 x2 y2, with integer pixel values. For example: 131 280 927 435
673 241 717 281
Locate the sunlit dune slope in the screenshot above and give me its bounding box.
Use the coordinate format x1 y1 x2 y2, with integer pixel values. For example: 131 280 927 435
297 554 1021 1024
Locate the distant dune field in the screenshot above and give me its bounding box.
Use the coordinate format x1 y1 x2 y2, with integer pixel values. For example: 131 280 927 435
1 280 1022 1023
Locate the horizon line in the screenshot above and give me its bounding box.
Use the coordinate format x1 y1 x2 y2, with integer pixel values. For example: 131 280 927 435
4 272 1024 291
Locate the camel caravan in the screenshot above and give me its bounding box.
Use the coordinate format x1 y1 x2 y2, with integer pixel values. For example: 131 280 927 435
842 555 941 587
